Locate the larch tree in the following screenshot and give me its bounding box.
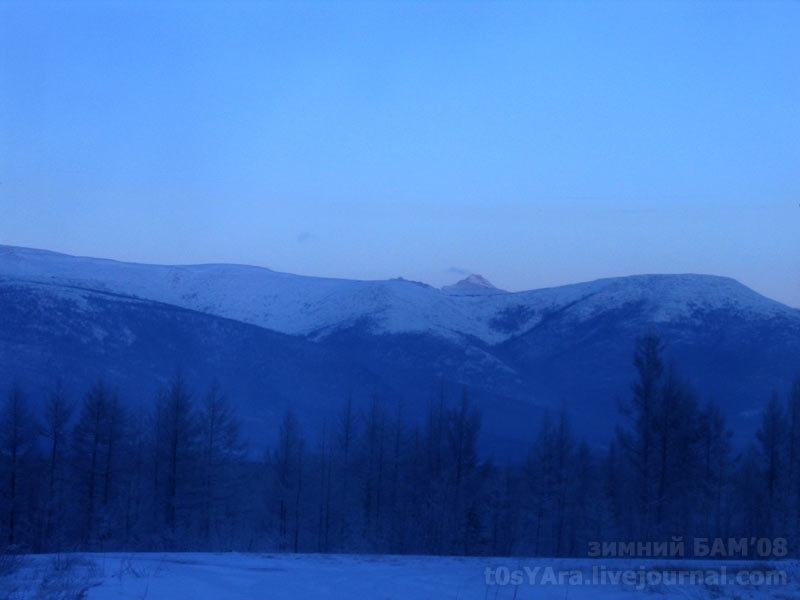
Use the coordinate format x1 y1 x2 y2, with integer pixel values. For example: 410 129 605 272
787 376 800 550
41 382 73 550
617 333 664 537
695 399 733 538
272 407 305 552
359 391 388 548
71 380 127 548
152 372 199 546
524 409 576 556
756 391 789 537
0 383 39 548
444 389 483 555
332 395 358 550
198 379 246 548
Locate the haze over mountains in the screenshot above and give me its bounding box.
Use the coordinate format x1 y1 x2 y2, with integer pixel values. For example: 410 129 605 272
1 245 798 455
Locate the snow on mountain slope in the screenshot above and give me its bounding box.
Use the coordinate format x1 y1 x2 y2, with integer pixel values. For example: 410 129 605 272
442 273 507 295
1 245 795 344
0 246 482 340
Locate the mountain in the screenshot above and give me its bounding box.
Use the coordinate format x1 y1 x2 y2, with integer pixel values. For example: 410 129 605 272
1 245 798 455
442 274 506 295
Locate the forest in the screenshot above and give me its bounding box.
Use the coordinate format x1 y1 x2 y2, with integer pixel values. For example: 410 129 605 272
1 334 798 558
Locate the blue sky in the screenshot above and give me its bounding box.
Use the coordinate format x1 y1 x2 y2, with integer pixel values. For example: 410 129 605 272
1 1 798 306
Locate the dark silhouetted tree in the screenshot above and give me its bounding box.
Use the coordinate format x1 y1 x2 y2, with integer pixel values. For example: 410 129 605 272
756 391 789 537
272 407 305 552
617 333 664 537
41 382 73 550
152 372 199 546
71 380 127 548
445 389 484 554
0 384 39 548
198 379 246 548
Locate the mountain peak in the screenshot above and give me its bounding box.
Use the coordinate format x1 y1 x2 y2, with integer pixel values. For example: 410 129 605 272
462 274 495 287
442 274 506 295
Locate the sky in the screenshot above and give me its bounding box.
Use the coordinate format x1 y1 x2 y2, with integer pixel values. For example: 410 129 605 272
1 1 798 306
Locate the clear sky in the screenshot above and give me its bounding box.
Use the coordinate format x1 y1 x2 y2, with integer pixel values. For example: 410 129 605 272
1 1 798 306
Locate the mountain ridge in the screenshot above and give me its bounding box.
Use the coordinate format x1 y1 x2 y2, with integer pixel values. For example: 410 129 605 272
1 245 795 342
1 245 798 455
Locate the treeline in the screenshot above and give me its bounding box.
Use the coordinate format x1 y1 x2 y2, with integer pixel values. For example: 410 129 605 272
0 334 799 557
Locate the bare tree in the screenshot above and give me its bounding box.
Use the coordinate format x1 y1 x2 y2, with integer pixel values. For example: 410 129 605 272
445 389 483 555
756 391 789 537
0 383 39 548
71 380 127 548
617 333 664 537
152 372 199 546
271 407 305 552
198 379 246 548
41 382 73 550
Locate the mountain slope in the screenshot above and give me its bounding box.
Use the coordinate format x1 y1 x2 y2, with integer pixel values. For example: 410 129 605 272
2 246 795 343
1 245 798 454
0 278 393 449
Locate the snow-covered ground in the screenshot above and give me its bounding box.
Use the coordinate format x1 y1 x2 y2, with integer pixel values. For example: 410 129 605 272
2 552 797 600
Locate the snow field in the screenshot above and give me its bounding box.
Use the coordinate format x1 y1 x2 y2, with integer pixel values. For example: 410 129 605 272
2 553 798 600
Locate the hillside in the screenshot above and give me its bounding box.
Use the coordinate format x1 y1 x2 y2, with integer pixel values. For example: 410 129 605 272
1 245 798 454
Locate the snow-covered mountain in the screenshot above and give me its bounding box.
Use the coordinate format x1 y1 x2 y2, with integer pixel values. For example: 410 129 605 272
1 245 793 343
442 274 507 295
1 245 798 454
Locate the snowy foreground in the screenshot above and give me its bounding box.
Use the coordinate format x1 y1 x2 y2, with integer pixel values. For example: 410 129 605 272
2 552 798 600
